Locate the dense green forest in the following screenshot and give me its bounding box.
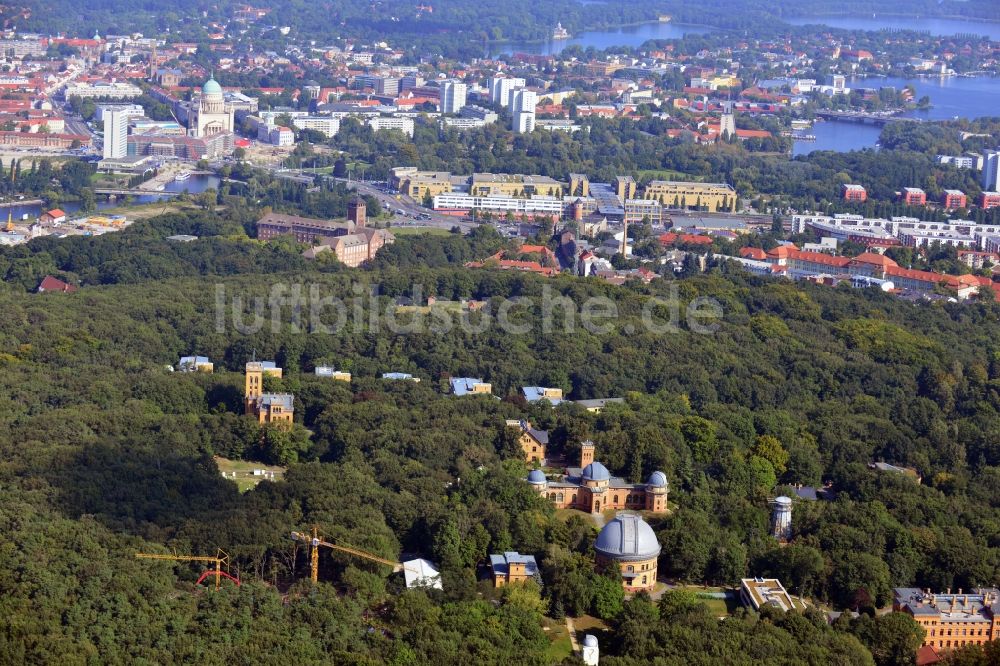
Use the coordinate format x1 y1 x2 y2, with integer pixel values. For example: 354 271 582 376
3 207 1000 662
6 0 998 52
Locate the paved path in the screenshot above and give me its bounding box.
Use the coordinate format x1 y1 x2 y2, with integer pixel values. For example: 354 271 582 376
565 616 580 655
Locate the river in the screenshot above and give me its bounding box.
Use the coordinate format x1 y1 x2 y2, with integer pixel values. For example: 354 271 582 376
493 21 711 56
785 16 1000 41
793 76 1000 156
4 174 221 221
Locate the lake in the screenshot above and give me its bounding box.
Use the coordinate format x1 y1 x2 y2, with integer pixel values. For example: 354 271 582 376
495 12 1000 57
493 20 712 56
785 15 1000 41
793 75 1000 156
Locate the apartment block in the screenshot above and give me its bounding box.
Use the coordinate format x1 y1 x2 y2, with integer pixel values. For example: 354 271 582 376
842 183 867 202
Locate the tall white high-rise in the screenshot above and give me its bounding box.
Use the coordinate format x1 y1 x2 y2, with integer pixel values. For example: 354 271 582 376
489 77 525 107
983 150 1000 192
103 109 128 159
510 89 536 134
442 81 467 114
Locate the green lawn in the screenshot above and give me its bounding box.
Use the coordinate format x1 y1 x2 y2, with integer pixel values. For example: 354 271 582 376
91 173 133 188
671 585 741 617
542 618 573 664
214 456 286 492
700 596 739 617
573 615 609 632
389 226 453 236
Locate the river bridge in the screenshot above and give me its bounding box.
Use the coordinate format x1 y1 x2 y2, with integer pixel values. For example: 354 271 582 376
93 188 180 197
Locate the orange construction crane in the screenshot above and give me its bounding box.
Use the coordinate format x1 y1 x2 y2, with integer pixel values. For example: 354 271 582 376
291 527 404 583
135 549 235 590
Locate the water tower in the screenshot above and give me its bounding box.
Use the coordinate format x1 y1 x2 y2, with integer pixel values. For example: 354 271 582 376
770 496 792 541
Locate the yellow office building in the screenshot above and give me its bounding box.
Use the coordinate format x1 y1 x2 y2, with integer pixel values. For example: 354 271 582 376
391 167 454 199
469 173 564 198
643 180 737 212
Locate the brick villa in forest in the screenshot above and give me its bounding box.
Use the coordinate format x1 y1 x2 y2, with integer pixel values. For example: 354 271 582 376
244 361 294 426
506 419 548 463
526 441 668 514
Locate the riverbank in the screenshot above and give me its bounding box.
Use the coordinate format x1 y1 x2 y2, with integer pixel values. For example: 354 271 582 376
488 10 1000 53
0 199 42 208
794 74 1000 156
784 15 1000 41
787 12 1000 26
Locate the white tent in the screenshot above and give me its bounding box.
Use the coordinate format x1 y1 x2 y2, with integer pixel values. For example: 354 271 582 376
402 558 442 590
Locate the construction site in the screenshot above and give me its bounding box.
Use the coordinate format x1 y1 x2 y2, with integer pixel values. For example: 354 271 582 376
134 526 441 594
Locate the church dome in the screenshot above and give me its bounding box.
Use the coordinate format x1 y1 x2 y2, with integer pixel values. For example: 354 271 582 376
527 469 547 484
647 471 668 487
594 513 661 562
202 77 223 95
582 461 610 481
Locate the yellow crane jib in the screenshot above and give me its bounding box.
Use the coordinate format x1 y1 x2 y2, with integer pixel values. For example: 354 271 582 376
290 529 406 584
135 549 233 590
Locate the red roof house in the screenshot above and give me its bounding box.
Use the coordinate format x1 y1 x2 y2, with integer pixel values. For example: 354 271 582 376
37 276 77 293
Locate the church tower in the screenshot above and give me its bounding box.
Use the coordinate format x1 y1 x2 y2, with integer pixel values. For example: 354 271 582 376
347 196 367 228
245 361 263 414
720 101 736 140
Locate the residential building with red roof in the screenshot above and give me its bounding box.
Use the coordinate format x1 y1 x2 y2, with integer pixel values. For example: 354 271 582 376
465 250 559 277
761 245 980 299
659 232 713 247
517 244 559 265
739 246 767 260
37 276 77 293
40 209 66 224
704 125 771 142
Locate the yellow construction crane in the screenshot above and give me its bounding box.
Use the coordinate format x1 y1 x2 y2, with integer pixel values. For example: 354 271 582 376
291 527 405 583
135 549 235 590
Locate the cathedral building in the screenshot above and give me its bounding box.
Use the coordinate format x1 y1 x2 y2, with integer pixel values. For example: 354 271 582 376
192 75 234 138
526 441 668 514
